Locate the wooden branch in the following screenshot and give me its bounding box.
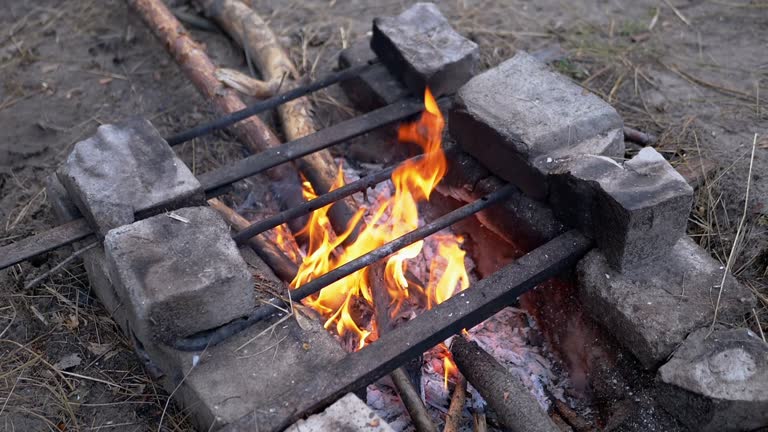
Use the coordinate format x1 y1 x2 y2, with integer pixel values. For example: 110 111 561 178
215 68 276 98
126 0 306 235
194 0 362 242
472 412 488 432
444 374 467 432
370 261 437 432
451 335 560 432
208 198 298 282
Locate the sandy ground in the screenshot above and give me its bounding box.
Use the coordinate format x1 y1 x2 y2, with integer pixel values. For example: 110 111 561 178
0 0 765 430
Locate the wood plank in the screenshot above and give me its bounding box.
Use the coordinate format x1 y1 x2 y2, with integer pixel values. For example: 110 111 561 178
222 229 593 432
0 218 94 270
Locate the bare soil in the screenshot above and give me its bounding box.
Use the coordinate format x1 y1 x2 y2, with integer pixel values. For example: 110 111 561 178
1 0 765 430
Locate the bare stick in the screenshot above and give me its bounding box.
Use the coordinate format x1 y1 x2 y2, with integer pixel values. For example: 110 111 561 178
208 198 298 282
444 374 467 432
711 133 757 330
451 335 560 432
24 241 99 290
370 261 438 432
623 126 656 146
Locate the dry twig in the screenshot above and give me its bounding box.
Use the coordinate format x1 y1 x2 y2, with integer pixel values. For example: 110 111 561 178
711 133 758 330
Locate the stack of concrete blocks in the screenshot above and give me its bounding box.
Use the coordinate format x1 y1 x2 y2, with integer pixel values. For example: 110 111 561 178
47 119 388 431
448 52 761 429
339 3 565 250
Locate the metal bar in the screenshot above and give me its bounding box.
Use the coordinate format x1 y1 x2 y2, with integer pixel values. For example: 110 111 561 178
165 61 382 146
0 98 423 271
174 184 518 351
0 219 94 270
232 155 422 245
198 98 424 196
222 230 594 432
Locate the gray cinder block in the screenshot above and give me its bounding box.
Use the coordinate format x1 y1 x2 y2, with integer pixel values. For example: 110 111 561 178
577 237 756 368
338 40 409 111
104 206 255 344
371 2 479 97
450 51 624 200
549 148 693 270
57 118 204 237
657 328 768 432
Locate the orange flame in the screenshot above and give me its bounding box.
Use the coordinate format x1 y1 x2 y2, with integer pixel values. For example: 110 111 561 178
277 88 469 352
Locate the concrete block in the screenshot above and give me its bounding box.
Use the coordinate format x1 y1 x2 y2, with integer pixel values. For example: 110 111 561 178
45 174 81 223
549 148 693 270
438 139 565 250
157 308 347 430
450 51 624 199
577 236 756 368
657 328 768 432
57 118 204 237
285 393 395 432
339 40 409 111
47 183 351 431
104 206 255 344
371 2 479 97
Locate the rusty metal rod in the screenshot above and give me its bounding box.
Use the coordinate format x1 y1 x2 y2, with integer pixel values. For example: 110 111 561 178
173 184 518 351
165 61 381 146
232 155 422 245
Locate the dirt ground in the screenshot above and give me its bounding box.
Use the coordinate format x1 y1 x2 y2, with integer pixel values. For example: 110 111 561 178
0 0 765 430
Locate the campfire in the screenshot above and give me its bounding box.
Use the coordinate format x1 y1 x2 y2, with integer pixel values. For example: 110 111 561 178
2 1 763 432
279 88 468 354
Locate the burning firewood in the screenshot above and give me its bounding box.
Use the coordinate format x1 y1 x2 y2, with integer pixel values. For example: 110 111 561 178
193 0 362 242
451 335 561 432
443 374 467 432
370 261 438 432
208 198 298 282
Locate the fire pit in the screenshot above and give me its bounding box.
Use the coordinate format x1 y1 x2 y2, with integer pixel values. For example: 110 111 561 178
2 2 765 432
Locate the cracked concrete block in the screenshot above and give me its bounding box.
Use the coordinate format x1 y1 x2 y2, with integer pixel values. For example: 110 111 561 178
285 393 394 432
577 236 756 369
371 2 479 97
450 51 624 199
57 118 204 237
657 328 768 432
104 206 255 344
339 40 410 111
549 148 693 270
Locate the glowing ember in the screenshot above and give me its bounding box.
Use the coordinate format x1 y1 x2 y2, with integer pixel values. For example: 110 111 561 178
274 88 469 352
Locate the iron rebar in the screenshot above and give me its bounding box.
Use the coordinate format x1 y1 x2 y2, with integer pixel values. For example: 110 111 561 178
165 61 381 146
232 155 422 244
173 184 517 351
197 98 425 196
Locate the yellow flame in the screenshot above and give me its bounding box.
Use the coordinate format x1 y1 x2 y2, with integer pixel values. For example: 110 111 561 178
275 88 468 353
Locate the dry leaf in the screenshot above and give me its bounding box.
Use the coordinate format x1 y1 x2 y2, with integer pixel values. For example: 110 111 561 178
86 342 114 357
53 353 82 371
293 304 315 331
